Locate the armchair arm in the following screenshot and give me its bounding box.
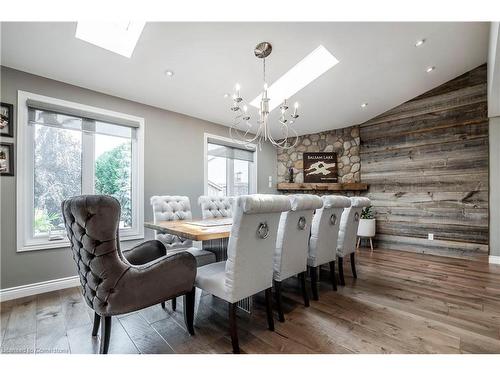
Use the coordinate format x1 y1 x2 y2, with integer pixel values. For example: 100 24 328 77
98 251 197 316
122 240 166 265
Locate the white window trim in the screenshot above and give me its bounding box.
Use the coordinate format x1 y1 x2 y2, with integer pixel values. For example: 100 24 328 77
16 90 145 252
203 132 258 196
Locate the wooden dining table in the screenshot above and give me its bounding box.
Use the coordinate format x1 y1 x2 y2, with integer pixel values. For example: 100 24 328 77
144 217 233 261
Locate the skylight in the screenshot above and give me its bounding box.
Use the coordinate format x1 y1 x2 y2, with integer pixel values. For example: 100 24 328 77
250 45 339 111
75 21 145 58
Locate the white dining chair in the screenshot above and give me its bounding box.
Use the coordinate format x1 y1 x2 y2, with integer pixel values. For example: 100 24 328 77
336 197 372 285
198 195 234 219
273 194 323 322
308 195 351 300
150 195 216 310
194 194 291 353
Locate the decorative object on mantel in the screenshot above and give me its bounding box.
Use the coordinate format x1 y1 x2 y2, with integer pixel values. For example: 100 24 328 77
0 142 14 176
357 206 375 252
277 182 368 192
228 42 300 150
303 152 338 183
0 102 14 138
288 167 294 183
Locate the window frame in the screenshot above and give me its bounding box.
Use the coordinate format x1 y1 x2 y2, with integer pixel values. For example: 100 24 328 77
16 91 145 252
203 133 257 196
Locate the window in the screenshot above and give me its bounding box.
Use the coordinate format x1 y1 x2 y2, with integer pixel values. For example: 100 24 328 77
17 91 144 251
205 134 256 197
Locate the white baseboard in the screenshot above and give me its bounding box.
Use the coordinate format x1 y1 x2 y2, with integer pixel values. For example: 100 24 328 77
489 255 500 265
0 275 80 302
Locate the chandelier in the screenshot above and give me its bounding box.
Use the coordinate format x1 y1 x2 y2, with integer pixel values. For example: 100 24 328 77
228 42 300 150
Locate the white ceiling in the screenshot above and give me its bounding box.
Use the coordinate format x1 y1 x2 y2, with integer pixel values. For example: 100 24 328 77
0 22 490 136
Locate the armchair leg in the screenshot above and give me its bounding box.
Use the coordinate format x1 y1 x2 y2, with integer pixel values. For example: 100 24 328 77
99 316 112 354
229 302 240 354
310 266 319 300
171 297 177 311
92 312 101 337
160 301 166 309
350 252 358 279
183 288 195 335
273 280 285 322
338 257 346 286
329 261 338 291
264 288 275 331
299 271 310 307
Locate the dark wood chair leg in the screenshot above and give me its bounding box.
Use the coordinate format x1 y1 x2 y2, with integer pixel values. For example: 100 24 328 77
264 287 275 331
229 302 240 354
329 261 338 291
273 280 285 322
160 301 166 309
299 271 310 307
183 288 195 335
310 266 319 300
338 257 346 286
92 312 101 337
350 252 358 279
171 297 177 311
99 316 112 354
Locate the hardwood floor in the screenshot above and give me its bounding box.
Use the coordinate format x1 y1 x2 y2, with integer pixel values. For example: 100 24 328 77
1 248 500 354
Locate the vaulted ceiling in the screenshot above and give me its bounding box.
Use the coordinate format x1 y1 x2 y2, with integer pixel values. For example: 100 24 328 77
0 22 490 135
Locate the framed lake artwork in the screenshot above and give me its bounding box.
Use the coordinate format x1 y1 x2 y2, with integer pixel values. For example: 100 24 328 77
303 152 338 183
0 142 14 176
0 102 14 138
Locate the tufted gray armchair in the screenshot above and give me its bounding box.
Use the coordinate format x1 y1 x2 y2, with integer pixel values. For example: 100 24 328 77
62 195 197 354
198 195 234 219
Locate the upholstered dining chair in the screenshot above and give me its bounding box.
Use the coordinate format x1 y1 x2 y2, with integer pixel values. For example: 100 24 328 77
336 197 372 285
198 195 234 219
194 194 292 353
308 195 351 300
273 194 323 322
61 195 197 354
151 195 216 310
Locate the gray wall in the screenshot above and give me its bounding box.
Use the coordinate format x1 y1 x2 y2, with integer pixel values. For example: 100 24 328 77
0 66 277 289
490 117 500 258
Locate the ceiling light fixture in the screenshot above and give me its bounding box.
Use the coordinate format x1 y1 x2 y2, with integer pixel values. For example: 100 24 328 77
229 42 338 150
415 39 426 47
165 70 174 77
75 21 145 58
426 66 436 73
250 44 339 111
361 103 368 108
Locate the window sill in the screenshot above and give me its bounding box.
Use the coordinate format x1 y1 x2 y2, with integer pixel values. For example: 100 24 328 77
17 233 145 253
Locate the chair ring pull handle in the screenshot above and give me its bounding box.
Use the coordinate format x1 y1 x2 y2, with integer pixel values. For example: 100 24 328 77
354 212 360 222
330 214 337 226
257 222 270 239
298 216 306 230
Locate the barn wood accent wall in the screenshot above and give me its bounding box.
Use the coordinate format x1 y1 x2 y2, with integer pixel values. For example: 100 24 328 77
360 64 488 259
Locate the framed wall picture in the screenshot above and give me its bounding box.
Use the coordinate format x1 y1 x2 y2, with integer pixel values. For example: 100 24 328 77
303 152 338 183
0 142 14 176
1 102 14 138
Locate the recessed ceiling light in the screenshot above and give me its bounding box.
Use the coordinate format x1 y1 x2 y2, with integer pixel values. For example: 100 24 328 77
223 93 230 98
426 66 436 73
415 39 426 47
75 21 145 58
250 45 339 111
361 103 368 108
165 70 174 77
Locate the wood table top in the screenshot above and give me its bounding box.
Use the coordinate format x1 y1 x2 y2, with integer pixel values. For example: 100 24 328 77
144 218 232 241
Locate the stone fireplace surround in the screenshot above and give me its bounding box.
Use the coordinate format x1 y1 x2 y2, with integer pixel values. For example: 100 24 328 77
277 125 361 185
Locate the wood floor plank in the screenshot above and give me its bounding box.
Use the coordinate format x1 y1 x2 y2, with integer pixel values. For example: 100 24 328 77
3 298 37 340
118 313 174 354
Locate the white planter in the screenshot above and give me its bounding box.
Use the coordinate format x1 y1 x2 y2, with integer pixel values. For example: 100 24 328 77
357 218 376 238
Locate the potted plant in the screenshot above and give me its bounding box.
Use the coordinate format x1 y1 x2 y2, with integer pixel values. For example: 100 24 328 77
357 205 376 251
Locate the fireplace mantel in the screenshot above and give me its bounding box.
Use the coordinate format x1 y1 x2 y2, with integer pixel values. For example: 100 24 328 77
277 182 368 192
